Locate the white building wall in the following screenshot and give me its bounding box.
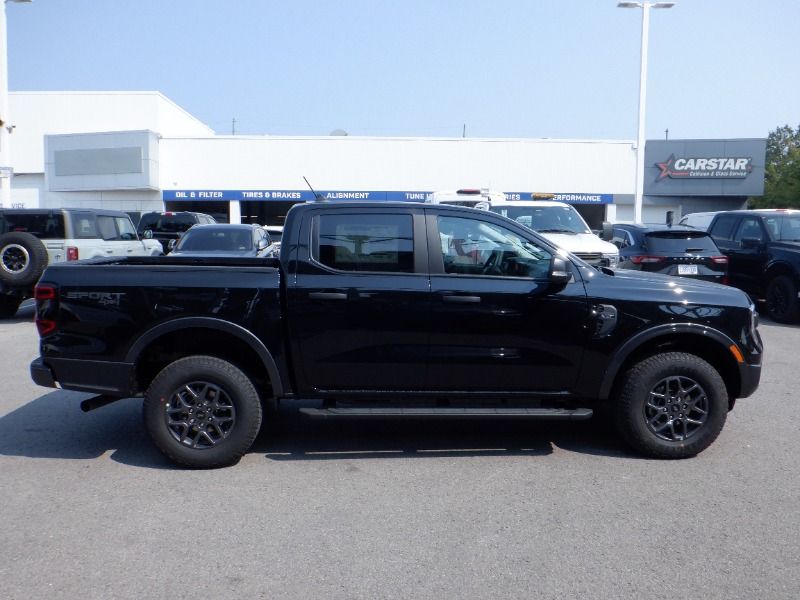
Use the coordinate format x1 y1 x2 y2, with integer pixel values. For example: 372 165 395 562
9 91 213 174
160 136 636 194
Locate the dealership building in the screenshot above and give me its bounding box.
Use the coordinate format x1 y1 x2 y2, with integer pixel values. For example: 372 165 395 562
4 91 766 228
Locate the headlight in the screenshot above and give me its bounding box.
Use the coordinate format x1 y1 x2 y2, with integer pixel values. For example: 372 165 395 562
603 253 619 269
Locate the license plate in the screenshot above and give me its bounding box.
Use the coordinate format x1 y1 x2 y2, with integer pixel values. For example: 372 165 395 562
678 264 699 275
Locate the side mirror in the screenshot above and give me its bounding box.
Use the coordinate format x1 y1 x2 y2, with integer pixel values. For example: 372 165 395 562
167 239 177 252
548 256 572 290
741 237 762 250
142 229 153 239
257 238 269 251
601 222 613 241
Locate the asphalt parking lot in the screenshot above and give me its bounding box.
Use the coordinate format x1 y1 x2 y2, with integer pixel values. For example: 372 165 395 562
1 302 798 600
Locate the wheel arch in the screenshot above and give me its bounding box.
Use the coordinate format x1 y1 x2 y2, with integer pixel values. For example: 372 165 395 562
126 317 283 398
764 259 798 284
600 324 742 403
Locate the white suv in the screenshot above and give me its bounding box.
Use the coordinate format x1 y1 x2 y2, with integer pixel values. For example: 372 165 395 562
0 208 163 317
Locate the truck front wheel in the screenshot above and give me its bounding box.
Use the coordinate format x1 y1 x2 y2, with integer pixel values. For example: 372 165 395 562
143 355 262 468
614 352 728 459
765 275 800 323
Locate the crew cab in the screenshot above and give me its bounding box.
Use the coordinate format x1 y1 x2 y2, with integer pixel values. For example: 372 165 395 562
708 209 800 323
0 208 163 318
30 202 763 468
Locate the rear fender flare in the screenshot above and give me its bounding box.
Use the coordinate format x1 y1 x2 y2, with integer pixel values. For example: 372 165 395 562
125 317 283 397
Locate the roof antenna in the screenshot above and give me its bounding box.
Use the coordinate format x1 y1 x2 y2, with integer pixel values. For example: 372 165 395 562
303 176 325 202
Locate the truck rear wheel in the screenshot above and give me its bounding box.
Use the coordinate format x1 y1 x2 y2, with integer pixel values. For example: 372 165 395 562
0 232 49 288
765 275 800 323
614 352 728 459
143 355 262 468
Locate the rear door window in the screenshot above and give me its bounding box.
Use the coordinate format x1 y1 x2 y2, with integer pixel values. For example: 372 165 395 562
315 214 414 273
97 216 120 241
708 215 738 241
72 213 99 239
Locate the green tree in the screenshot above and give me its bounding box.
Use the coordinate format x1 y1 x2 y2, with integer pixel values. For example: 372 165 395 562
750 124 800 208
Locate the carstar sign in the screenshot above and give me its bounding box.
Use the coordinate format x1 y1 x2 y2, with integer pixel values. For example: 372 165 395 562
655 154 753 180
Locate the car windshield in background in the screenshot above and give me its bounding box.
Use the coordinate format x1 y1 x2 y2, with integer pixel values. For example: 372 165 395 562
645 231 718 252
490 206 591 234
0 213 66 238
763 215 800 241
176 228 253 252
139 214 198 233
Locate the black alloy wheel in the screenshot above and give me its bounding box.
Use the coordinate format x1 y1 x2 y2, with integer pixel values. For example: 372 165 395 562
143 355 262 468
614 352 728 459
643 376 709 442
765 275 800 323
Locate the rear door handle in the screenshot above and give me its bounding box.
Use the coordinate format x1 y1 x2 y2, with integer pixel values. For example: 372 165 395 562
309 292 348 301
442 295 481 303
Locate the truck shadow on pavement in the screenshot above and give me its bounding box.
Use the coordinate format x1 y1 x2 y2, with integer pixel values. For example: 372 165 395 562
0 393 638 469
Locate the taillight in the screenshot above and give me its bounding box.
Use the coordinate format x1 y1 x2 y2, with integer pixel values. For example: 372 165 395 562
722 276 729 286
711 256 729 264
66 247 79 261
630 255 666 265
34 284 57 337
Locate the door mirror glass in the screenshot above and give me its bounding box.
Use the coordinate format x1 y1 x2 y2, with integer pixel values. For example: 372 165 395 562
549 256 572 287
167 239 177 251
142 229 153 239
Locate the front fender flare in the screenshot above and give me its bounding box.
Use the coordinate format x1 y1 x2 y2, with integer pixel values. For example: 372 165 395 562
599 323 738 400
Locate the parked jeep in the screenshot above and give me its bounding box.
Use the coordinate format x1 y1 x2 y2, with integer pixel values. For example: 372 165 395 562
0 208 163 318
708 209 800 322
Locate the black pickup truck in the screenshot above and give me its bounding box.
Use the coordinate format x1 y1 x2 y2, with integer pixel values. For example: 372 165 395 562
30 202 763 467
708 209 800 323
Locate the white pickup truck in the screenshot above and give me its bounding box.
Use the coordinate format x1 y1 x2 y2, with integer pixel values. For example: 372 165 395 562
0 208 163 317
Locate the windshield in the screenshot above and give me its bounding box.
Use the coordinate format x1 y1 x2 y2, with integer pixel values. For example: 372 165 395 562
489 205 591 234
176 228 253 252
763 215 800 241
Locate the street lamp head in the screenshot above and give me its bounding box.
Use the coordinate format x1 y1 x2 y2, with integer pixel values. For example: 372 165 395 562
5 1 34 4
652 2 676 8
617 1 642 7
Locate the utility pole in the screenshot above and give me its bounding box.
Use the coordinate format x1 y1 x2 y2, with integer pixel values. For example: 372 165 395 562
665 127 669 140
231 118 236 135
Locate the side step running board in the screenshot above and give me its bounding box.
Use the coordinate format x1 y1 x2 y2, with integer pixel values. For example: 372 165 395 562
299 407 593 420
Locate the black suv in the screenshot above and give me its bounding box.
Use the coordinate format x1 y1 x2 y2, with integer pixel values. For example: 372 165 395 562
708 209 800 323
137 211 217 253
609 223 728 283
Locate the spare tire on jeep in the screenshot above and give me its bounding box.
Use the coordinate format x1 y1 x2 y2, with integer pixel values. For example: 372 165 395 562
0 231 49 288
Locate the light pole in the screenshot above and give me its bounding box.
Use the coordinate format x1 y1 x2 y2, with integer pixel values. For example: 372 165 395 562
0 0 32 209
617 1 675 224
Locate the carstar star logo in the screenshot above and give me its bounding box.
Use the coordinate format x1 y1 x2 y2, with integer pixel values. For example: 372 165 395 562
655 154 752 180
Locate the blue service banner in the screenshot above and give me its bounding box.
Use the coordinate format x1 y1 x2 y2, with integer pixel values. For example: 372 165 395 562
162 190 614 204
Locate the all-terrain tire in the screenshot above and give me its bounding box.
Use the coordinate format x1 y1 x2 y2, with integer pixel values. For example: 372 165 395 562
765 275 800 323
614 352 728 459
0 232 49 288
143 355 263 468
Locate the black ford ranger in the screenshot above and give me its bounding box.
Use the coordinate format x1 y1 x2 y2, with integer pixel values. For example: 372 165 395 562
30 202 763 468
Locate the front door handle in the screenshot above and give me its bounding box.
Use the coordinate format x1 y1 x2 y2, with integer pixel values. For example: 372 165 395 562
309 292 347 301
442 295 481 303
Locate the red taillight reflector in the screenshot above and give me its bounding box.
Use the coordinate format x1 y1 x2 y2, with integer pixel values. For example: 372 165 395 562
66 247 79 261
36 320 56 336
35 284 56 300
630 255 665 265
456 189 481 195
711 256 729 264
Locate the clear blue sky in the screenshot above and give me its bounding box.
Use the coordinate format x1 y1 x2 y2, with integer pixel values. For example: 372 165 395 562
7 0 799 140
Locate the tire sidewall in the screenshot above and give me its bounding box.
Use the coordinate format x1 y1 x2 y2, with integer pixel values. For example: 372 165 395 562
0 232 49 287
143 356 262 468
766 275 799 323
616 353 728 458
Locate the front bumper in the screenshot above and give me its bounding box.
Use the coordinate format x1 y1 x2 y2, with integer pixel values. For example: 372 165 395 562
738 360 762 399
